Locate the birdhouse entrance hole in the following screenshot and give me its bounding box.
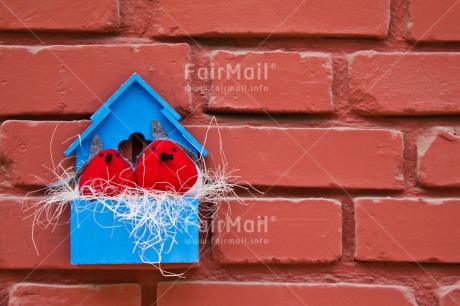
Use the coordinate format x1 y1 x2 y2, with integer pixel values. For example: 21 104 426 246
118 132 151 164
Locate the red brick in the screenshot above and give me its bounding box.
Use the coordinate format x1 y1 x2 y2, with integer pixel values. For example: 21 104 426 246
8 283 141 306
438 284 460 306
1 120 90 186
188 126 404 190
355 198 460 263
408 0 460 42
0 0 118 32
153 0 390 38
208 51 332 114
213 198 341 264
157 282 416 306
0 44 191 116
349 52 460 115
0 197 71 269
418 128 460 187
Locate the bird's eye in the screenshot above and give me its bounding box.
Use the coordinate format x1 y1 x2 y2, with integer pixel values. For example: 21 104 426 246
116 153 120 157
99 153 104 157
172 147 177 152
151 147 156 152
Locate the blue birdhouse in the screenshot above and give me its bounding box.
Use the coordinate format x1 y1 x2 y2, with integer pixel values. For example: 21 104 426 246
65 73 207 265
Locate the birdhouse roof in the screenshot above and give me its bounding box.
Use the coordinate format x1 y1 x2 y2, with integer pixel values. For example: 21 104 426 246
65 73 207 157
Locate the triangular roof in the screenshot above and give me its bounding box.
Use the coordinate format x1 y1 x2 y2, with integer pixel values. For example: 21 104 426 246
65 73 207 156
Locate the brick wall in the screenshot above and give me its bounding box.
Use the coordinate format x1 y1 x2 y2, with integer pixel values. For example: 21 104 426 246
1 0 460 305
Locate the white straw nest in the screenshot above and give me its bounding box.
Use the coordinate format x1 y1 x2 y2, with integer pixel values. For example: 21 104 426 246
24 161 249 277
24 118 258 277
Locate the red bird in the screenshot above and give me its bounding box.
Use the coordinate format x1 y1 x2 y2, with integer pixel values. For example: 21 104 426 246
135 139 200 195
78 148 136 196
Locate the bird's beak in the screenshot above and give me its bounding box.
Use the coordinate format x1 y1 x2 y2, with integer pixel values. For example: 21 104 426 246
159 152 174 162
105 153 113 163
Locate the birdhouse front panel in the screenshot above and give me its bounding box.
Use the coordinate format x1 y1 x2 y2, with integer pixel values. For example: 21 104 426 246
70 198 199 264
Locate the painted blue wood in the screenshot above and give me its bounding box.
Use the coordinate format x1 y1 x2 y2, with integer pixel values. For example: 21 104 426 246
70 198 199 264
65 73 207 164
64 73 206 265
